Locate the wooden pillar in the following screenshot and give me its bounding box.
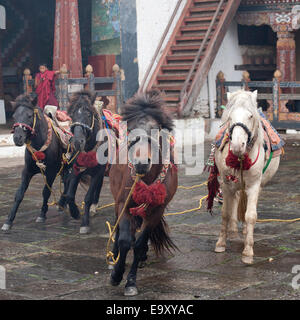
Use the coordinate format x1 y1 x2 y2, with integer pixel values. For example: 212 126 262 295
242 71 250 91
23 69 33 95
276 31 296 82
216 71 226 118
53 0 82 78
85 64 95 92
57 64 69 111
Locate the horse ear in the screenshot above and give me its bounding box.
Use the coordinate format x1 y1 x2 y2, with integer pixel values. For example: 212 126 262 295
10 101 17 111
227 92 232 101
252 90 258 105
30 95 38 107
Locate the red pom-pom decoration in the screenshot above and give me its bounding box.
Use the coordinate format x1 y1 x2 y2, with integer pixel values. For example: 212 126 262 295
76 151 98 168
225 149 252 170
32 151 46 161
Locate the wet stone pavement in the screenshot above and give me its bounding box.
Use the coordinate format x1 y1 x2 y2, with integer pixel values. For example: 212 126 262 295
0 136 299 300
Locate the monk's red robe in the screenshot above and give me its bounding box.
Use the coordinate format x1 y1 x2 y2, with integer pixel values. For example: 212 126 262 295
35 70 59 110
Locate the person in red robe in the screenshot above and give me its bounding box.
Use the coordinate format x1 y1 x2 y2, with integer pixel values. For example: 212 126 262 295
35 63 60 110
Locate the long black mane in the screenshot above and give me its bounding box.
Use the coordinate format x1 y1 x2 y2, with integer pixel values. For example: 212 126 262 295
121 90 174 131
68 90 98 120
14 94 36 110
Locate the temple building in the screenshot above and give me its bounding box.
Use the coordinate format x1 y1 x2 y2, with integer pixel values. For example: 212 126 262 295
0 0 300 128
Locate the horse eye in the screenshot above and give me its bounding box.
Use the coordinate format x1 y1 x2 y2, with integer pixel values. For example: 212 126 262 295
249 115 253 119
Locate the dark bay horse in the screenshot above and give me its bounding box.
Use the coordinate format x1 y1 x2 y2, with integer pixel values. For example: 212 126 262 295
66 91 107 234
1 94 68 231
109 90 178 296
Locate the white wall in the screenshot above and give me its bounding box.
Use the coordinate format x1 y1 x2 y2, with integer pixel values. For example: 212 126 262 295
136 0 187 85
194 19 244 117
136 2 243 118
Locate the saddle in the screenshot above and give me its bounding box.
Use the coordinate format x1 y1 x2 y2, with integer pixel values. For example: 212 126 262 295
44 105 73 149
215 110 285 159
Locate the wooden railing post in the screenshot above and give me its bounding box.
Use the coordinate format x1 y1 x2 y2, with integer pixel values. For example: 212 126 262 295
242 71 250 91
85 64 95 92
57 64 69 111
113 64 122 114
272 70 281 122
23 68 33 95
216 71 226 118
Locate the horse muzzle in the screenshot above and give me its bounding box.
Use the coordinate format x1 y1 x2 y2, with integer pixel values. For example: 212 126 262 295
73 138 86 152
13 128 27 147
135 160 151 175
230 142 246 157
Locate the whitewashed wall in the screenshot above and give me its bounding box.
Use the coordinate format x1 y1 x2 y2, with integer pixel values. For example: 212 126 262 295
136 0 187 84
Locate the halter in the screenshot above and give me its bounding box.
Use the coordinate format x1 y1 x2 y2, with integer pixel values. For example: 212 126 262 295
70 114 95 135
228 122 252 146
11 108 41 137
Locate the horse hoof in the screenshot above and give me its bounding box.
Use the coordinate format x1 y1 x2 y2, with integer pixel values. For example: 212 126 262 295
1 223 11 231
70 212 81 220
36 217 46 223
124 286 138 296
215 246 226 253
90 204 98 214
110 277 121 287
80 226 90 234
242 255 253 265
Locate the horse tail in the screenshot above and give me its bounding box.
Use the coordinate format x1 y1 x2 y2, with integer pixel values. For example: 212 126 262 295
149 218 178 255
237 189 247 222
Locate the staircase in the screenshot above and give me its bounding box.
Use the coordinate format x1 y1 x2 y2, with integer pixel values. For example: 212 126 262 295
144 0 241 117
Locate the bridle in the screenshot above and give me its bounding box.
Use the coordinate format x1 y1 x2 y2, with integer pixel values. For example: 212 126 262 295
228 122 252 147
70 114 95 136
11 108 41 137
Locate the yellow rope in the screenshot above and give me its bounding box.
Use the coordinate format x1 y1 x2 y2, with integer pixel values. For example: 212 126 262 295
178 182 207 190
257 218 300 223
164 195 208 216
106 174 144 266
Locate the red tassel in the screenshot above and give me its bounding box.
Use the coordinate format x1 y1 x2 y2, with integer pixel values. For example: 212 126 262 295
132 181 167 207
32 151 46 161
225 149 252 170
207 163 220 212
149 181 167 207
76 151 98 168
130 206 147 218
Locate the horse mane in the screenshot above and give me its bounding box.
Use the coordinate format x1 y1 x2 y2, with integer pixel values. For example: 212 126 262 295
14 94 36 111
222 90 264 145
121 90 174 131
68 90 98 119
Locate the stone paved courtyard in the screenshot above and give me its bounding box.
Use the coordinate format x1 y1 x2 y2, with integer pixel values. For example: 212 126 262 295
0 136 299 300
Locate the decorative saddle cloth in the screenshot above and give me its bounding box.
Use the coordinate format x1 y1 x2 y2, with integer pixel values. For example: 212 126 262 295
215 111 285 158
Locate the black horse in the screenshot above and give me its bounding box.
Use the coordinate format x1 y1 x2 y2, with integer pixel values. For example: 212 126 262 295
1 94 69 231
66 90 107 234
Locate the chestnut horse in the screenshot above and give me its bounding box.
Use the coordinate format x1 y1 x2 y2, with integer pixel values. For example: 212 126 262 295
109 90 178 296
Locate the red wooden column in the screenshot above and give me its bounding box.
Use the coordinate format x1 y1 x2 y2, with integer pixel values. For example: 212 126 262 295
53 0 82 78
276 30 296 82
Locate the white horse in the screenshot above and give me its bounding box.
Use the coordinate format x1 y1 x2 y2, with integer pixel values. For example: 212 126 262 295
214 90 281 264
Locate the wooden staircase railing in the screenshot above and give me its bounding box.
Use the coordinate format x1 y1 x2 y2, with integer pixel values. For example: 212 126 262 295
139 0 186 93
142 0 194 93
180 0 241 116
179 0 225 116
